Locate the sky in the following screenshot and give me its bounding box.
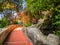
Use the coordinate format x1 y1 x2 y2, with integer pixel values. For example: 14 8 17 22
22 0 26 8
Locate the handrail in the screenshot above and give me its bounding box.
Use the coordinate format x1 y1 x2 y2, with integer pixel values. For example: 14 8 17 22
0 25 19 45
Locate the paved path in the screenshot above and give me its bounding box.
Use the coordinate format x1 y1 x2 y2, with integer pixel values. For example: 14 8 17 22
3 27 33 45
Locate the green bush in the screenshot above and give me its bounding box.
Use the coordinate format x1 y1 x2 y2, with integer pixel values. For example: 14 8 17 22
24 23 32 27
53 30 60 36
52 15 60 36
0 18 10 28
52 5 60 35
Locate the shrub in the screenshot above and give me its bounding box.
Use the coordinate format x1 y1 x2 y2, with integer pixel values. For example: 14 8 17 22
0 18 10 28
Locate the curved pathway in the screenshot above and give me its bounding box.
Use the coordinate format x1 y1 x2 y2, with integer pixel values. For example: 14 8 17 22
3 27 33 45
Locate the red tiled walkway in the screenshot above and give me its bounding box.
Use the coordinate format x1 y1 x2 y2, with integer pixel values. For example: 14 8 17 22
3 27 33 45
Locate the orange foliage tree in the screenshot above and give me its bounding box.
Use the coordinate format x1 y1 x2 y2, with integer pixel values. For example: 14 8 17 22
18 11 31 25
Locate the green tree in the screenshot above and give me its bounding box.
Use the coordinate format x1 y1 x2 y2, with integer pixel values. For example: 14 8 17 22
25 0 60 36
